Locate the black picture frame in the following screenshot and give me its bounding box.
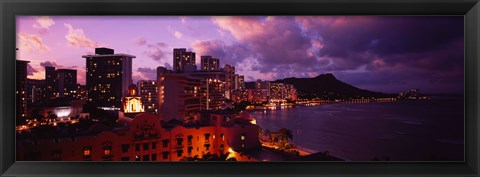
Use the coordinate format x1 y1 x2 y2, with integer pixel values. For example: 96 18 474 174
1 0 479 176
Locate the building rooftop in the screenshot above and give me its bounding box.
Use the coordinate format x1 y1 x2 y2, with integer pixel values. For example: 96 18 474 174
82 54 136 58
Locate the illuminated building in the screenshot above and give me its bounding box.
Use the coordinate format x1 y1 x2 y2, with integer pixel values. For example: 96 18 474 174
235 75 245 91
17 60 29 120
224 65 235 99
157 69 202 122
16 112 260 161
57 69 77 99
270 83 285 100
173 48 196 73
74 84 88 101
123 84 145 115
45 66 58 102
284 84 297 101
200 56 220 71
254 80 270 103
138 80 158 114
82 48 135 110
27 79 47 105
189 71 226 111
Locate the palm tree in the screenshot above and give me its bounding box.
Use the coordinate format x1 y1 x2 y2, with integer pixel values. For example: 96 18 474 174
278 128 293 149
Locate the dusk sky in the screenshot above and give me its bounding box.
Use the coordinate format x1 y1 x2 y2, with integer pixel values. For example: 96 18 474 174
16 16 464 94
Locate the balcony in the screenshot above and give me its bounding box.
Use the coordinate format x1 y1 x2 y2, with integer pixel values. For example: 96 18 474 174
175 144 184 149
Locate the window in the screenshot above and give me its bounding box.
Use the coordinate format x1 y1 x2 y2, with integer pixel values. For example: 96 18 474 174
187 146 193 153
204 144 210 151
103 146 112 157
162 151 169 159
152 154 157 161
135 155 140 161
121 144 129 153
136 144 140 151
177 150 183 157
143 143 149 150
177 138 183 146
204 133 210 142
187 135 193 145
52 150 61 161
83 146 92 159
152 142 157 150
143 155 149 161
162 140 169 148
241 134 246 141
220 134 225 141
121 157 130 161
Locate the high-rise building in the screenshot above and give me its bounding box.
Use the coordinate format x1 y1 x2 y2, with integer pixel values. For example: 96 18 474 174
284 84 297 101
138 80 158 114
254 80 270 103
189 71 226 111
157 69 202 122
82 47 135 110
27 79 47 105
45 66 58 102
57 69 77 98
224 64 235 99
200 56 220 71
16 60 29 120
173 48 196 73
235 75 245 91
270 83 285 100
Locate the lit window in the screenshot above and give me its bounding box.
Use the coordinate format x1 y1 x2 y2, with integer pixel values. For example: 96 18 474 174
241 134 245 140
83 146 92 158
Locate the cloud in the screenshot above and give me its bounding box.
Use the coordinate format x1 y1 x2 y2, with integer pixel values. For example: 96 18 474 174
211 16 318 74
174 31 183 39
191 39 250 66
133 67 157 82
179 16 188 24
39 61 59 67
64 23 104 48
17 32 49 52
27 64 37 76
134 37 147 46
33 16 55 34
145 42 170 62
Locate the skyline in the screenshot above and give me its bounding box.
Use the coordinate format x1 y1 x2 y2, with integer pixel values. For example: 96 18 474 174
16 16 464 94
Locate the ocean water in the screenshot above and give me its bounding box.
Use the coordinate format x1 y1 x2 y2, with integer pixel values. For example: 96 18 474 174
251 97 464 161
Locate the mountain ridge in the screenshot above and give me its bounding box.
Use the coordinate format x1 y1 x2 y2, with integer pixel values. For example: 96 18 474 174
246 73 395 99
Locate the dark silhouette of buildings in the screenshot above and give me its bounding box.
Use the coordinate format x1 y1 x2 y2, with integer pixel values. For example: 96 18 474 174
16 60 30 121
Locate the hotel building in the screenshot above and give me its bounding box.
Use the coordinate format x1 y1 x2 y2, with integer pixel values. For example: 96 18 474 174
173 48 196 73
200 56 220 71
254 80 271 103
82 48 135 110
138 80 158 114
16 111 260 161
17 60 30 120
57 69 77 99
157 69 202 122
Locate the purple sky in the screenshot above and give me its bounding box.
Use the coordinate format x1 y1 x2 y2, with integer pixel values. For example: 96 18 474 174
16 16 464 94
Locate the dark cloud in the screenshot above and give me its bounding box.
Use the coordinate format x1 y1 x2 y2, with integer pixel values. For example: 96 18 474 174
134 67 157 81
39 61 58 67
27 64 37 76
203 16 463 93
213 16 317 74
192 40 251 66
